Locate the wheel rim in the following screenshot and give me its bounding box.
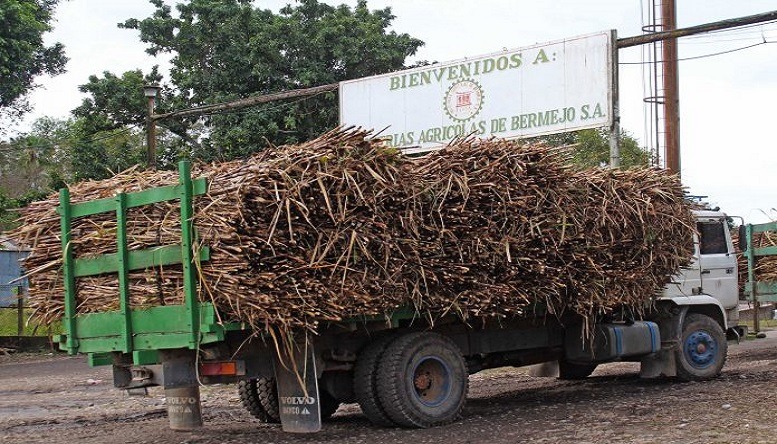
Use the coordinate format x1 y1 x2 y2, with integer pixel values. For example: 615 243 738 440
410 356 452 407
684 330 717 369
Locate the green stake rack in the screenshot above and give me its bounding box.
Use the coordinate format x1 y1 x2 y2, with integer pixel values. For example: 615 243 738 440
743 221 777 303
55 161 231 364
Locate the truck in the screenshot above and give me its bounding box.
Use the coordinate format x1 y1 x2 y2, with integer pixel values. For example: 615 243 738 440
52 162 748 433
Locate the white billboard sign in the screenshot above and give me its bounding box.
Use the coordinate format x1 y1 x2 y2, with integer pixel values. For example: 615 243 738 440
339 31 614 151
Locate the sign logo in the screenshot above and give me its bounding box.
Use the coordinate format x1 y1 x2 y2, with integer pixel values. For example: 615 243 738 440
444 79 484 122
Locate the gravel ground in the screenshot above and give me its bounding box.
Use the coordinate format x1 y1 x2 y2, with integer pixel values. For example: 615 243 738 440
1 333 776 444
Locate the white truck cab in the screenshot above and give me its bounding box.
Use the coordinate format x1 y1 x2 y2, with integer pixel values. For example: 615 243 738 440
662 209 739 331
635 209 741 380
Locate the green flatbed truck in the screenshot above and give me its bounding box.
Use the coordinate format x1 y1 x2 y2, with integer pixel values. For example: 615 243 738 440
53 162 757 433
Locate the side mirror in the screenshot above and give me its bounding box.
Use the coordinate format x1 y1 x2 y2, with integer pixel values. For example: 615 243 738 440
738 225 747 252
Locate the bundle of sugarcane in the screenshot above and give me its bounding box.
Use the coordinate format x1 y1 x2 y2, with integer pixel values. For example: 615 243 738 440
731 226 777 295
731 229 747 297
13 157 265 324
751 230 777 283
393 140 694 324
557 168 695 319
10 129 696 332
13 129 410 327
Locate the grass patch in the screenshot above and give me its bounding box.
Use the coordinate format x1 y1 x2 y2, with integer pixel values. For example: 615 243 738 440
0 307 61 336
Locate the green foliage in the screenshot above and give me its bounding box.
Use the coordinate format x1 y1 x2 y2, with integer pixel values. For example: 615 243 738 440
0 191 20 231
0 114 150 204
0 116 68 229
67 119 147 181
530 128 650 169
10 0 421 186
0 189 47 231
0 114 157 230
74 69 162 132
0 0 66 119
108 0 424 160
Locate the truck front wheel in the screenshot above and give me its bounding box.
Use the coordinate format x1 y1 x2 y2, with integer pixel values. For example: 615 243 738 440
675 313 727 381
376 332 468 428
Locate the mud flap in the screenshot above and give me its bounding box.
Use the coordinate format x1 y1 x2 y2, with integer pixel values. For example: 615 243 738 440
640 346 677 378
527 361 560 377
272 341 322 433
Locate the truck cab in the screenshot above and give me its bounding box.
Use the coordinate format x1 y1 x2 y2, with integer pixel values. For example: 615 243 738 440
661 209 739 332
631 209 740 381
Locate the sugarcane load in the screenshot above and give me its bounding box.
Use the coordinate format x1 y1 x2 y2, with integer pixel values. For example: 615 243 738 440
13 129 695 331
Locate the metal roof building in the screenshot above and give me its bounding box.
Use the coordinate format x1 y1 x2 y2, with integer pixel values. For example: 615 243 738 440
0 237 29 307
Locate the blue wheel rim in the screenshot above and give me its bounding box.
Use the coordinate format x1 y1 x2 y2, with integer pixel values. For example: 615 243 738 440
410 356 452 407
684 330 717 369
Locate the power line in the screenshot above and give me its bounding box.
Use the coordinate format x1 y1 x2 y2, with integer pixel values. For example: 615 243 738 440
620 40 773 65
681 34 777 44
152 83 338 122
618 10 777 48
683 20 777 39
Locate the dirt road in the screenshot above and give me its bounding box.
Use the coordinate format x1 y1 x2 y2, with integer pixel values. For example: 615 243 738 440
2 335 776 444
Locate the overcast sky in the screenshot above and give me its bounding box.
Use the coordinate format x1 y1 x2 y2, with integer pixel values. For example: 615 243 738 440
10 0 777 223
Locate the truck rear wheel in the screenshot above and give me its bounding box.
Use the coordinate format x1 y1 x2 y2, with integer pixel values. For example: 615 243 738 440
238 377 340 422
354 335 396 426
238 377 280 423
318 389 341 419
376 332 468 428
676 313 727 381
558 360 598 380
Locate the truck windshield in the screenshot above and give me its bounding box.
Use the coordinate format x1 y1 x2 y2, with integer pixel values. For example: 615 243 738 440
698 221 727 255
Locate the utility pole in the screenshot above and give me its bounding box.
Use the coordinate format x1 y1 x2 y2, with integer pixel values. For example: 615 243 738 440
617 9 777 175
661 0 681 175
143 84 162 170
609 29 621 168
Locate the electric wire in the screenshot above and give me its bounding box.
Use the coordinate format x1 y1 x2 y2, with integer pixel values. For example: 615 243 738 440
682 20 777 39
620 40 774 65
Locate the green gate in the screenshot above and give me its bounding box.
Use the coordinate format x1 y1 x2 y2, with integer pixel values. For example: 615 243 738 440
55 162 235 366
743 221 777 303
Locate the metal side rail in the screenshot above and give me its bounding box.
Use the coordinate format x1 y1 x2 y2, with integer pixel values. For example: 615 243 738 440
53 161 234 365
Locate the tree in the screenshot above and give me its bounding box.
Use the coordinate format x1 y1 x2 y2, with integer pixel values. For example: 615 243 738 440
529 128 650 169
90 0 424 160
0 117 68 196
73 67 204 168
0 116 71 230
0 0 67 122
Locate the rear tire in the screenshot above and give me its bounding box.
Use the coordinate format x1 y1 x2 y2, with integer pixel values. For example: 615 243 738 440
238 377 280 423
376 332 468 428
239 377 340 422
675 313 727 381
354 335 396 427
320 389 341 419
558 360 597 380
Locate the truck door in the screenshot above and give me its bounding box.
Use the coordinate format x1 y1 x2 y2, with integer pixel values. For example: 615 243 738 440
697 219 738 310
664 235 700 297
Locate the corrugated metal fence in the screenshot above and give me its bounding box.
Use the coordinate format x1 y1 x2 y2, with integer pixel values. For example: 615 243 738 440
0 250 28 307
